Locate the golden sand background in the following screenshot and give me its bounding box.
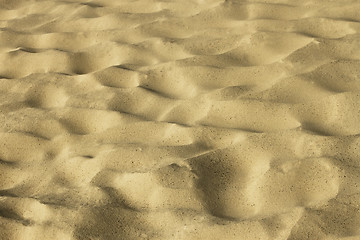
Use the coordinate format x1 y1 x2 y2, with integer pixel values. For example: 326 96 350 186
1 0 360 239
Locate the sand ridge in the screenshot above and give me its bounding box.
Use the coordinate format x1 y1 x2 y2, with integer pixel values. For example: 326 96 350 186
1 0 360 239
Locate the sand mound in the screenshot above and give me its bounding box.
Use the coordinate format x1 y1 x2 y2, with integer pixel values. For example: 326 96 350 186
1 0 360 239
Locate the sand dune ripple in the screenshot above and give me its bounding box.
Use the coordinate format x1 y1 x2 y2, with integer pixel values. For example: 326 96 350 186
1 0 360 239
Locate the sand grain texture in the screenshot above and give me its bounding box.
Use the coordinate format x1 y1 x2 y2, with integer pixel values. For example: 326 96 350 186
1 0 360 239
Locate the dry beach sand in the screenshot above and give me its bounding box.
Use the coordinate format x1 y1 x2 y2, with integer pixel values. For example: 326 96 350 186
1 0 360 239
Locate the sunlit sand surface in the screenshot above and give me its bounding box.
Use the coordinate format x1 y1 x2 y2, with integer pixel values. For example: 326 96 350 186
1 0 360 239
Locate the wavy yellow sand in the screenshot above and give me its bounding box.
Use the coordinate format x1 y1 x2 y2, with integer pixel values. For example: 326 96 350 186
1 0 360 239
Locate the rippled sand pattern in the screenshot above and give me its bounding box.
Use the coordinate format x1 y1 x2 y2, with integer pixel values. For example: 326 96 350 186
1 0 360 239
